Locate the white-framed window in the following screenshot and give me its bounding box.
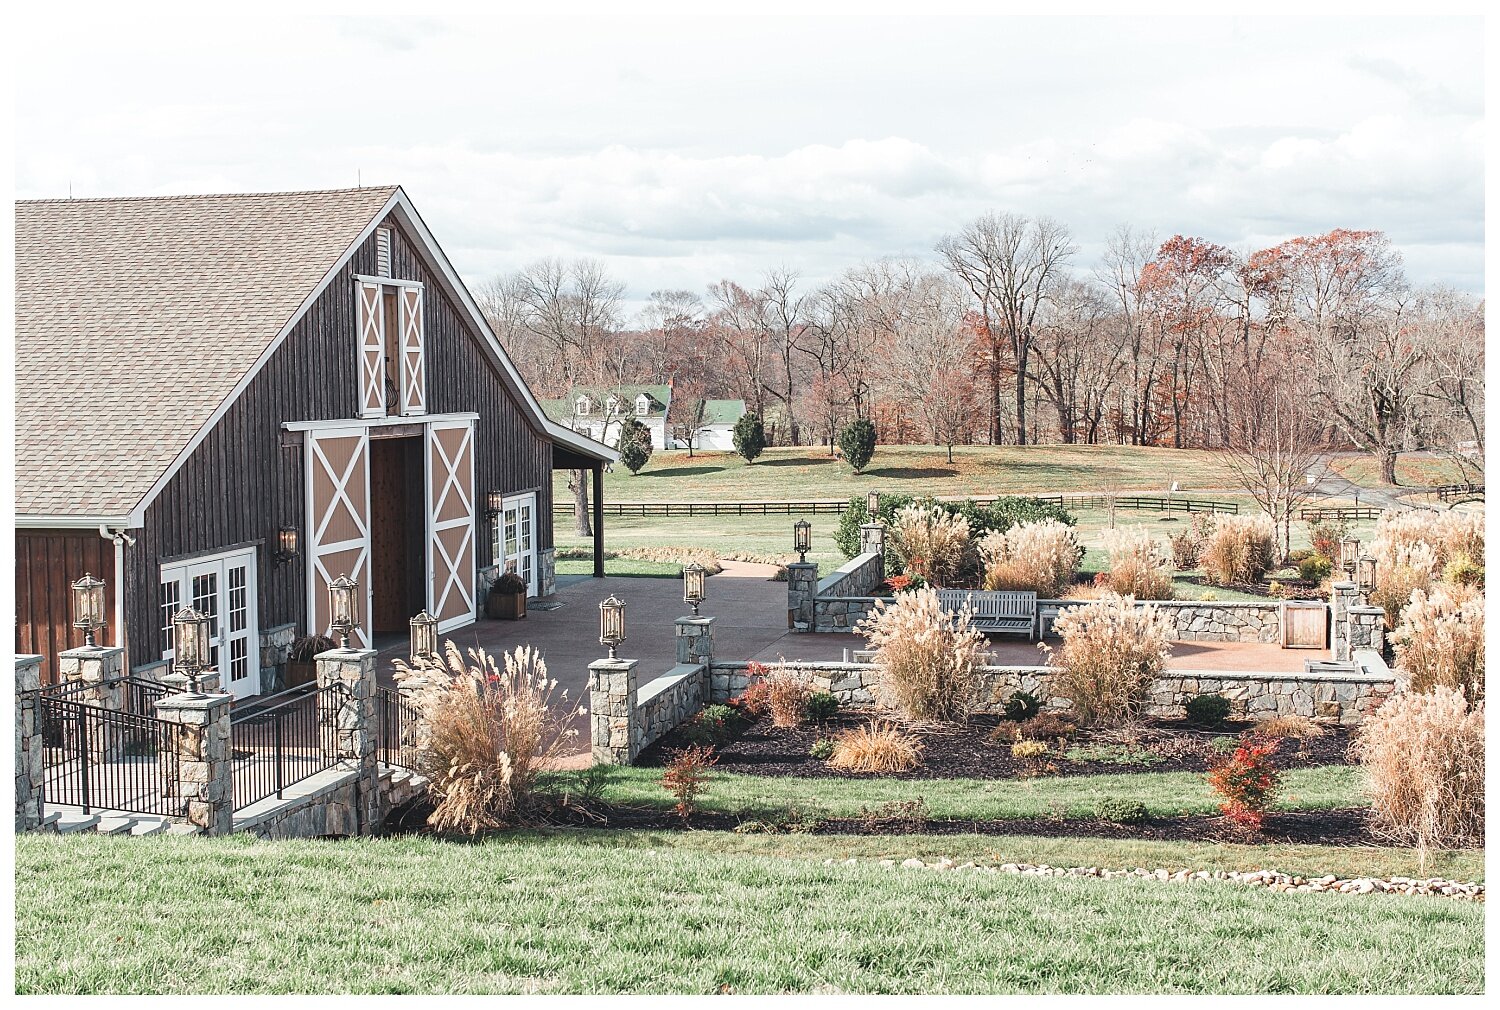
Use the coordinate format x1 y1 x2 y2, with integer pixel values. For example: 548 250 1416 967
635 394 650 416
575 395 591 415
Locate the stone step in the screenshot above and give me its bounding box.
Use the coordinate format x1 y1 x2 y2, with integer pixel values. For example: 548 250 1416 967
165 822 202 836
55 811 101 834
95 816 140 836
38 810 61 829
130 817 169 836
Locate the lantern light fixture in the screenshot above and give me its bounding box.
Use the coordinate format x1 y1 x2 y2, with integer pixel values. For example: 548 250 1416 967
866 489 880 518
328 574 360 649
682 562 707 616
485 490 506 518
793 519 812 564
274 526 300 565
409 610 439 665
71 573 107 648
172 607 213 692
599 595 626 659
1356 556 1378 593
1339 535 1361 575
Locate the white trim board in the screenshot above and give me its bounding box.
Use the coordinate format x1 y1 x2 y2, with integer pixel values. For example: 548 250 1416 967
15 514 134 529
353 274 423 289
283 411 478 433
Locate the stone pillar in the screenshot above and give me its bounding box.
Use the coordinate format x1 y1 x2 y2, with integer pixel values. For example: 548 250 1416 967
316 647 379 833
1331 581 1358 662
675 616 716 666
588 657 638 765
859 522 886 564
1347 605 1386 656
155 691 234 835
15 656 44 832
539 546 557 598
56 645 127 712
787 562 818 632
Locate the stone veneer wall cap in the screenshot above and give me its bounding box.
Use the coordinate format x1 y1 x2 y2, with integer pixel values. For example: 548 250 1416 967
635 663 705 707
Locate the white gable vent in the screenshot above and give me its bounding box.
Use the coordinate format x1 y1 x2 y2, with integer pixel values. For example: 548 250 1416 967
376 227 392 276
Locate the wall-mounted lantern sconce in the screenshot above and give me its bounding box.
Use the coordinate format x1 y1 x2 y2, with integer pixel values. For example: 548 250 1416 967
274 526 300 565
793 519 812 564
409 610 439 665
172 607 213 692
683 562 707 616
329 574 360 649
72 573 107 648
599 595 626 659
485 490 505 519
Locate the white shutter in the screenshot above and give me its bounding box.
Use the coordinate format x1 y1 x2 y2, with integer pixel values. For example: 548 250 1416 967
400 285 426 416
356 281 385 417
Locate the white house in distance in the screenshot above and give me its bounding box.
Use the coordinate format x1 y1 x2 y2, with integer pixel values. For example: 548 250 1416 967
543 384 673 450
668 398 747 452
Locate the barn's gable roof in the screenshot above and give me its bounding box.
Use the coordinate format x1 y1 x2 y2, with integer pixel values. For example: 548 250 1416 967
15 186 616 522
15 187 399 518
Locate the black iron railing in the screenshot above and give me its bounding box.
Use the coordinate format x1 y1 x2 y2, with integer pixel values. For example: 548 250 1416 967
41 674 176 717
228 683 340 809
38 696 183 817
376 688 422 770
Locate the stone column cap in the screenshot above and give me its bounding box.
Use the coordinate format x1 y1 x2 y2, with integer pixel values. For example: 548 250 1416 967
155 690 234 712
589 657 638 672
58 644 126 660
787 561 819 568
1348 605 1386 615
674 615 716 628
14 654 44 668
315 647 378 662
1331 581 1357 591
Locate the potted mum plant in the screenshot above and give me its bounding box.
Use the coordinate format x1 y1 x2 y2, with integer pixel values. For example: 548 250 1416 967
485 570 529 620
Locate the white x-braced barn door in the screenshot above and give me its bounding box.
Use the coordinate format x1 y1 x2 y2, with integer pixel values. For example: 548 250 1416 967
426 420 476 632
399 286 426 415
306 427 372 647
357 281 385 417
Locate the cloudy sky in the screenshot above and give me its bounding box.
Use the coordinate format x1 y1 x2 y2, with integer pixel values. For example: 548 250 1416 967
14 14 1484 317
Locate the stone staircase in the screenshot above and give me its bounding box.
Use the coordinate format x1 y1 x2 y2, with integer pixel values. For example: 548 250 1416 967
42 806 202 837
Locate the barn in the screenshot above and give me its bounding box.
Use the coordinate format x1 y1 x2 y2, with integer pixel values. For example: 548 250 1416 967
14 186 616 694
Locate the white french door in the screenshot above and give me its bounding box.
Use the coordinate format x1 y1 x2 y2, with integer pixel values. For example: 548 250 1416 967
160 547 260 700
496 492 538 597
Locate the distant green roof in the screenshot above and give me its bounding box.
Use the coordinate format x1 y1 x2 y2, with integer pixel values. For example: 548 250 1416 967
700 399 746 425
541 385 672 421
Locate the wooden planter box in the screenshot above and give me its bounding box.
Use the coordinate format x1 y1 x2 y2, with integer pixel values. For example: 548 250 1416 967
285 660 318 688
486 591 527 621
1281 600 1328 649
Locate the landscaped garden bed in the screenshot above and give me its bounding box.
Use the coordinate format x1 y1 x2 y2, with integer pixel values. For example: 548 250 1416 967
637 711 1353 780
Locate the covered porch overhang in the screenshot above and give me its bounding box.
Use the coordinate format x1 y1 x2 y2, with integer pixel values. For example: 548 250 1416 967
547 421 618 579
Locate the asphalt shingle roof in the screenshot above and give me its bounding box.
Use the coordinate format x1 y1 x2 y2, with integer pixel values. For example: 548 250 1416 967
14 187 399 518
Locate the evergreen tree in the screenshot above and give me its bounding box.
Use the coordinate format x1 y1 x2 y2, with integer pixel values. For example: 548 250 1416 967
838 419 878 473
616 416 653 474
733 412 767 463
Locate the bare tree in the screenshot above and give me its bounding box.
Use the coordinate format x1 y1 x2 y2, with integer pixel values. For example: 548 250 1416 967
1222 385 1325 560
938 212 1076 445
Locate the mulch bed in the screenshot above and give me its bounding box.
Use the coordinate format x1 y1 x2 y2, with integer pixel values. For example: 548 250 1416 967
636 712 1354 781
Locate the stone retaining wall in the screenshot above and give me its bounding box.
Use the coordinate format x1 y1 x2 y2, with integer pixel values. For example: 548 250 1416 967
707 656 1396 726
635 665 708 754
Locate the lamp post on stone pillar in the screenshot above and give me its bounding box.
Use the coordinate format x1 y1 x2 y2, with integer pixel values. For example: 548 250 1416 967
315 640 379 833
154 689 234 835
15 655 45 831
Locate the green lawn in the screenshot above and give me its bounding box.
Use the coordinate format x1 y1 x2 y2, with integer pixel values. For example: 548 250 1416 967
1328 453 1470 489
16 833 1484 994
566 444 1244 503
551 764 1365 821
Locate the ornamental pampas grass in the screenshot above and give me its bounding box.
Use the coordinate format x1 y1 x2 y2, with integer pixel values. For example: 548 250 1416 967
979 520 1082 597
1043 592 1174 726
856 586 985 723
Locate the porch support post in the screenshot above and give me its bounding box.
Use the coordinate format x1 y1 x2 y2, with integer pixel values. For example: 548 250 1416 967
316 647 379 834
592 464 605 578
155 690 234 835
15 655 44 832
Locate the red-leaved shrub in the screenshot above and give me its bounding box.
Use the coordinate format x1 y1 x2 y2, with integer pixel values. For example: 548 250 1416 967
1207 736 1281 831
661 744 717 821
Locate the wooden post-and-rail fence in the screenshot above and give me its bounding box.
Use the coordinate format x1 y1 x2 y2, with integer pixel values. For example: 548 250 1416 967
556 494 1240 519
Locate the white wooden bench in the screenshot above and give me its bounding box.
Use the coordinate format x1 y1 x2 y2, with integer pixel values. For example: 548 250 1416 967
935 589 1038 640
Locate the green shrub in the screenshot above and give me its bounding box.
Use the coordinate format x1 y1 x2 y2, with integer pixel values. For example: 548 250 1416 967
1185 694 1232 727
1094 798 1150 824
804 691 839 722
615 415 653 474
682 704 739 745
834 494 1075 567
1297 553 1333 581
1443 552 1485 589
838 419 877 474
1011 739 1048 759
1211 735 1238 755
808 738 835 760
1065 743 1163 767
1003 690 1041 723
732 413 766 463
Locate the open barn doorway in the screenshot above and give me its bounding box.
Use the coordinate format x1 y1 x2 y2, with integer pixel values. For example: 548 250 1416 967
368 434 426 643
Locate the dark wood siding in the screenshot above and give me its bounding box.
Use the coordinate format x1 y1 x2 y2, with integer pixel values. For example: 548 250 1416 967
15 530 117 684
123 212 554 667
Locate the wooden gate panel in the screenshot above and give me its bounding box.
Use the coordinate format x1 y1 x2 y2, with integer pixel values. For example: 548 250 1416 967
400 286 426 415
306 428 371 647
357 281 385 417
427 420 475 631
1281 602 1328 650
